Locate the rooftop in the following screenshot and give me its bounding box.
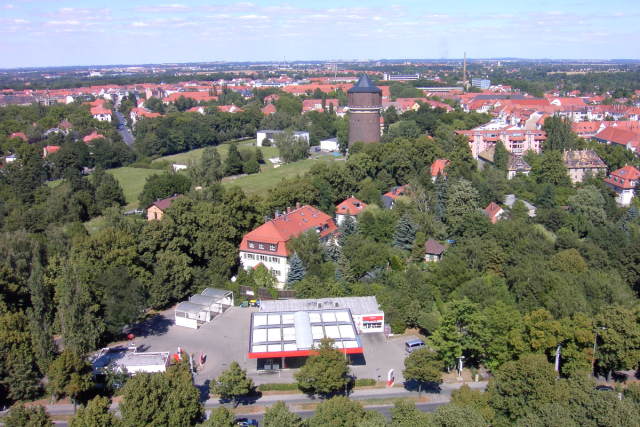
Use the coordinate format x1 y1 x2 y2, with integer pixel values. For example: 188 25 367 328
259 296 381 316
348 74 382 95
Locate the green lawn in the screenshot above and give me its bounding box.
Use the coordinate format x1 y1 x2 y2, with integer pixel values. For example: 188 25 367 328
107 167 160 207
152 140 279 166
222 156 340 195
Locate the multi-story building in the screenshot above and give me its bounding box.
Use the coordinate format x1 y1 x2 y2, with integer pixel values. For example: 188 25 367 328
471 78 491 90
562 150 607 183
457 129 546 158
239 205 337 287
604 165 640 206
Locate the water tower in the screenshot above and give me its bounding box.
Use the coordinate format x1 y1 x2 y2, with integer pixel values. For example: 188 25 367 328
347 74 382 145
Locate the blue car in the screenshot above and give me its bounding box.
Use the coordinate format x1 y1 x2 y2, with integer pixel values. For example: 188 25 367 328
235 418 258 426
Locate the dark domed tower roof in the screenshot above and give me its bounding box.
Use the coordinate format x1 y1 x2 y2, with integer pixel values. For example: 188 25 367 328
348 74 382 94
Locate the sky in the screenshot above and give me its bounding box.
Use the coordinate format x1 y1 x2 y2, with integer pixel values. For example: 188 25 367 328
1 0 639 68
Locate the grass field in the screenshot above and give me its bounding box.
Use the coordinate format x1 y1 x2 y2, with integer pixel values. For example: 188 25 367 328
152 140 279 167
222 156 339 195
106 167 160 206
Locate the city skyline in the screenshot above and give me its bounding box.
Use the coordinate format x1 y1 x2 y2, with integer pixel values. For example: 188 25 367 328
1 0 639 68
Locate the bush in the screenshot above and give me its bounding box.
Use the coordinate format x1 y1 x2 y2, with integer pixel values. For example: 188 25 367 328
354 378 377 387
257 383 299 391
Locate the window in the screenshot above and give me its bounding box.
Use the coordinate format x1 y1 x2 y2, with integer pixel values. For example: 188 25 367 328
269 244 277 252
272 270 281 277
258 243 265 250
249 242 255 249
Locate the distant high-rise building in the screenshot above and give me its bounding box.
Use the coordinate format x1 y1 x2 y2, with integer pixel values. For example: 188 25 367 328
348 74 382 145
472 78 491 90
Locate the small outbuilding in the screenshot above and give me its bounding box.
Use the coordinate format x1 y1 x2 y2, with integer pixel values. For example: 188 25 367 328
175 288 234 329
424 239 446 262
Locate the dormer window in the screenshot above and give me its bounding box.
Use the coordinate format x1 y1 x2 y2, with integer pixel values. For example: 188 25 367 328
248 242 255 249
269 244 277 251
258 243 265 250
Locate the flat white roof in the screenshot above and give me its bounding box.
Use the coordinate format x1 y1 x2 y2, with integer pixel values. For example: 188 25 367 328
259 296 381 316
249 308 361 357
118 352 169 367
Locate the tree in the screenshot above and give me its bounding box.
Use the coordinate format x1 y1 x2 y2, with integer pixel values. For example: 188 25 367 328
274 130 309 163
263 401 303 427
3 404 53 427
93 168 126 211
338 214 357 246
543 115 579 151
47 350 93 406
594 305 640 377
308 396 384 427
70 396 117 427
390 399 430 426
120 361 203 427
286 252 306 285
430 404 488 427
402 348 443 392
488 354 564 423
97 266 145 337
201 407 235 427
393 213 417 251
138 173 191 208
445 179 480 234
210 361 254 407
295 338 350 397
493 141 508 171
532 150 570 186
224 144 244 176
243 157 260 174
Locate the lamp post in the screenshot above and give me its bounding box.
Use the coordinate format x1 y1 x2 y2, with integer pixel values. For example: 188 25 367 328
457 356 465 381
592 327 607 378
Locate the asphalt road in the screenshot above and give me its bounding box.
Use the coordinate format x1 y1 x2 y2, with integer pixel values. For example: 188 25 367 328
114 111 134 146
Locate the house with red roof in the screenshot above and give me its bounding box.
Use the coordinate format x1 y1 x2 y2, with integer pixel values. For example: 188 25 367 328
604 165 640 206
83 131 105 143
335 197 367 225
163 92 218 104
381 185 408 209
216 104 243 113
239 204 337 287
261 103 277 116
9 132 27 142
593 127 640 154
147 194 182 221
88 99 112 122
484 202 505 224
130 107 162 127
430 159 450 182
43 145 60 157
302 99 339 113
424 239 446 262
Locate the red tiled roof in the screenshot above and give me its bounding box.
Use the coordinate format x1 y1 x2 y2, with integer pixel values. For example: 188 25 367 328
302 99 339 112
425 239 446 255
44 145 60 155
594 126 640 146
163 92 218 103
9 132 27 141
605 165 640 190
240 205 337 257
335 197 367 216
484 202 503 219
150 194 182 211
83 131 105 143
91 105 111 116
430 159 450 177
261 104 277 115
383 185 407 200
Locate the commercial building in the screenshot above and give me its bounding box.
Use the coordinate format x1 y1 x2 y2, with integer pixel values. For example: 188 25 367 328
471 78 491 90
92 346 170 375
348 74 382 145
256 130 309 147
248 296 384 370
239 205 337 287
175 288 234 329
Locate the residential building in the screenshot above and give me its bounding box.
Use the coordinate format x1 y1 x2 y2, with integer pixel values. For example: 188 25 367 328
507 155 532 179
89 99 112 122
261 103 277 115
424 239 446 262
256 130 309 147
562 150 607 183
457 129 546 158
592 126 640 154
381 185 407 209
83 130 105 143
348 74 382 145
302 98 339 113
472 78 491 90
319 137 339 152
146 194 181 221
504 194 536 217
239 205 337 287
130 107 161 127
604 165 640 206
335 197 367 225
43 145 60 157
484 202 505 224
430 159 450 182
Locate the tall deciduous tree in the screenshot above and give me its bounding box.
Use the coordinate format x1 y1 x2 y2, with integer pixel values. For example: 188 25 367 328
47 350 93 405
295 338 350 397
445 179 480 234
263 401 304 427
543 115 579 151
308 396 386 427
402 348 443 392
200 407 235 427
70 396 117 427
3 404 53 427
210 361 254 407
594 305 640 376
138 173 192 208
493 141 508 171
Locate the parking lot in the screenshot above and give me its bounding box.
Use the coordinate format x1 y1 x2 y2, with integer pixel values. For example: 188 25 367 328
125 306 415 385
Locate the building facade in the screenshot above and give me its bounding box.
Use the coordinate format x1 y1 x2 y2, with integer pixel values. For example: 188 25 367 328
604 165 640 206
348 74 382 145
239 205 337 287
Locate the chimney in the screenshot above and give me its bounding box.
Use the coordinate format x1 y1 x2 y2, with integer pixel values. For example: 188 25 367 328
295 202 300 209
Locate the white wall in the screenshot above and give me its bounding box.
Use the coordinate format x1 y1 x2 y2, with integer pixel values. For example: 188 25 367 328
320 139 339 152
175 316 199 329
352 313 385 334
240 251 289 288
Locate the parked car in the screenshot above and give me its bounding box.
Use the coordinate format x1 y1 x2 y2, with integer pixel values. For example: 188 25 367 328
405 338 425 353
595 385 614 392
235 418 258 426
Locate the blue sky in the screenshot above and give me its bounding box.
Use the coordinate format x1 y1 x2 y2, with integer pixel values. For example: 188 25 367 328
1 0 639 68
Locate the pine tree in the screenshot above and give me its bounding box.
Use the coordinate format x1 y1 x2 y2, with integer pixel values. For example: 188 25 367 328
70 396 117 427
4 405 52 427
27 263 56 375
324 242 342 262
338 215 357 246
255 147 264 164
493 141 509 171
393 213 417 251
287 252 306 285
434 175 448 222
224 144 244 176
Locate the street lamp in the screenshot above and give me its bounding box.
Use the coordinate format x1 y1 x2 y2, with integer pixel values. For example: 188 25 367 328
592 326 607 377
457 356 465 380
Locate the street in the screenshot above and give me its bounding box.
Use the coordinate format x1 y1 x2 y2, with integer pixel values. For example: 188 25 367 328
114 110 134 146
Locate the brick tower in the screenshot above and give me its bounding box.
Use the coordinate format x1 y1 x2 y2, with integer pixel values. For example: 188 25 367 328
348 74 382 145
